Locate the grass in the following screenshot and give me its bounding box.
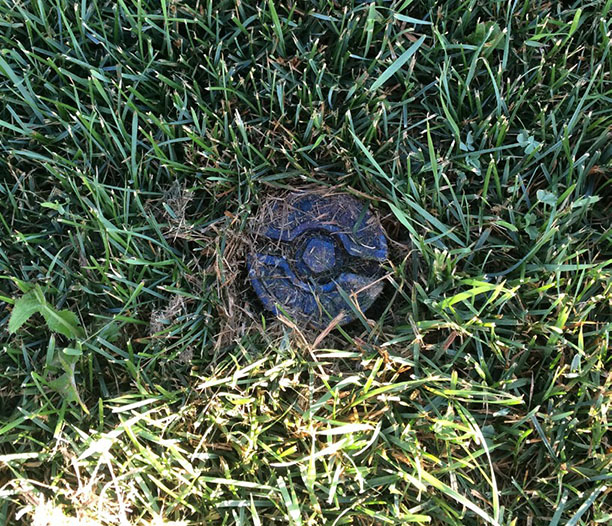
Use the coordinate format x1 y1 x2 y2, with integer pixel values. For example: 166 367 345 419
0 0 611 524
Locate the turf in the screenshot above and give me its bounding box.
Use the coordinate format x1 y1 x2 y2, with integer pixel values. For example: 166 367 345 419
0 0 611 524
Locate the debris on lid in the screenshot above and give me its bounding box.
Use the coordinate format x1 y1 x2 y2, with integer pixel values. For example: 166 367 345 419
247 190 387 328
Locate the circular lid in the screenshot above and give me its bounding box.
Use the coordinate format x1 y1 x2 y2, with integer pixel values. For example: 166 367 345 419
248 191 387 327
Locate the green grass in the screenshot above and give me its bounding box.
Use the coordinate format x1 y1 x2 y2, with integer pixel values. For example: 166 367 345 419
0 0 611 524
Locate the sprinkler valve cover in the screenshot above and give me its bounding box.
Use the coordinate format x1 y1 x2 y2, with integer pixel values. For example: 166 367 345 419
248 191 387 327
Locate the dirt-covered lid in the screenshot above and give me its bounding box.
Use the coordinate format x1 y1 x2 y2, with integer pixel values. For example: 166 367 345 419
248 190 387 328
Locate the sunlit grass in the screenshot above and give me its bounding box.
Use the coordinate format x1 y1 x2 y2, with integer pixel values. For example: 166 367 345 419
0 0 610 524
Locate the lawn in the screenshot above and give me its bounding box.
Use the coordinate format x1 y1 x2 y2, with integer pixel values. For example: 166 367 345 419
0 0 611 524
